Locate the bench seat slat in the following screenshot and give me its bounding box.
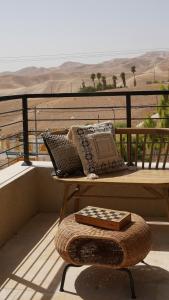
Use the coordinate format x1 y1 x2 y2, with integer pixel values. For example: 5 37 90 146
135 134 139 167
142 134 147 169
53 168 169 184
163 138 169 169
156 136 163 169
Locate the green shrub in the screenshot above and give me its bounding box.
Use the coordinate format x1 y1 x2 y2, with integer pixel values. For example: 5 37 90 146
79 86 97 93
143 116 156 128
115 121 127 128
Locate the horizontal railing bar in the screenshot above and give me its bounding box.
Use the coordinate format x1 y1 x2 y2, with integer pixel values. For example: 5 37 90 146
0 120 22 128
28 142 43 145
17 152 49 156
28 152 168 158
0 133 22 140
132 117 169 120
28 130 44 133
28 117 169 122
28 105 169 111
31 129 169 135
36 153 48 156
116 128 169 134
0 109 22 115
28 140 169 145
1 150 51 156
0 156 23 168
132 105 169 108
29 152 48 156
28 118 123 121
0 144 23 155
20 90 169 97
28 106 126 110
0 95 23 102
1 90 169 102
28 130 69 134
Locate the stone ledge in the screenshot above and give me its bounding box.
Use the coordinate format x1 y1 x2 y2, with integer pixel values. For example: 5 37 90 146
0 161 53 188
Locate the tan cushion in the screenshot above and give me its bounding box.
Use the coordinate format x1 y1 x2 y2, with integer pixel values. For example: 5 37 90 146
68 122 125 175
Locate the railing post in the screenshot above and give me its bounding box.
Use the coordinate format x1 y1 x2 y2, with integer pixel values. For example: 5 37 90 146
22 95 32 165
126 94 131 128
126 94 132 165
34 106 38 157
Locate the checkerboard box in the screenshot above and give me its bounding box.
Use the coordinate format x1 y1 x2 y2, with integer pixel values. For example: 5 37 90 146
75 206 131 231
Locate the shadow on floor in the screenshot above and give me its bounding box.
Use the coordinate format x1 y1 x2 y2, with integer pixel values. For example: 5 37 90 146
149 222 169 251
72 264 169 300
0 213 169 300
0 213 59 287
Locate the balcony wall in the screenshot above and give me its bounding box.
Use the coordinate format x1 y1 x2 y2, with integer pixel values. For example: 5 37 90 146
0 164 38 247
0 161 167 247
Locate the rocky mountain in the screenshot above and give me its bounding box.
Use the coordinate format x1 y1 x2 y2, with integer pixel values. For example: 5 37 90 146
0 51 169 95
0 50 169 138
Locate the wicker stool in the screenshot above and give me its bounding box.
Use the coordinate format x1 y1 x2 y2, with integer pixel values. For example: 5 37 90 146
55 213 151 299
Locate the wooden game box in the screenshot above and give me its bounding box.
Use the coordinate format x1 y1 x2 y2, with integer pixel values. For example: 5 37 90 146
75 206 131 230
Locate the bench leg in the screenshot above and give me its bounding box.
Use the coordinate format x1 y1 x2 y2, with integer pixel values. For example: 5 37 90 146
59 187 70 224
59 185 80 224
165 198 169 220
73 185 94 212
74 196 80 212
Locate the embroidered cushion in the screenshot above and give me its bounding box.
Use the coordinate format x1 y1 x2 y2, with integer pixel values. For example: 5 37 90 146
42 132 83 177
68 122 126 175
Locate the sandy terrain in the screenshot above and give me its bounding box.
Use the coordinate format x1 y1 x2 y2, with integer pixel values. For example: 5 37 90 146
0 51 168 136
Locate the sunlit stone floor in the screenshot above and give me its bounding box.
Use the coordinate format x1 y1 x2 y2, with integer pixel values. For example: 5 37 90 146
0 213 169 300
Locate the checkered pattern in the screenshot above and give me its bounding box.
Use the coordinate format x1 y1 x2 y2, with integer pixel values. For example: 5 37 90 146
77 206 127 222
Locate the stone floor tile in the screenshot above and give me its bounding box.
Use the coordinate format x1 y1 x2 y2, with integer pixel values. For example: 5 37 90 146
0 213 169 300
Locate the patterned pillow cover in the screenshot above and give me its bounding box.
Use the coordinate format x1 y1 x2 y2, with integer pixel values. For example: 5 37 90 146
68 122 126 175
42 132 83 177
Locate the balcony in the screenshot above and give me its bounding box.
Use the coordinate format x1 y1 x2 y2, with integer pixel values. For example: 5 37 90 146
0 91 169 299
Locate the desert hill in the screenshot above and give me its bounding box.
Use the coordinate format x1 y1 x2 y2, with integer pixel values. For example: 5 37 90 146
0 51 169 94
0 51 169 137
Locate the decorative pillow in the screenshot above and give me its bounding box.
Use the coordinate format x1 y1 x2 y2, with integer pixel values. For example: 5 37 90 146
68 121 114 144
42 132 83 177
68 122 126 175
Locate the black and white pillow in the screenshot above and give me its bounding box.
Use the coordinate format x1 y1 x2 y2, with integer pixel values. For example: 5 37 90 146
68 122 126 175
42 132 83 177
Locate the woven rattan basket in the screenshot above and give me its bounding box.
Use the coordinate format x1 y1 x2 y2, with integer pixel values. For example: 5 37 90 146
55 213 151 268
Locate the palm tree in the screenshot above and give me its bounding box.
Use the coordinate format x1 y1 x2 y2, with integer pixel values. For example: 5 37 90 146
131 65 136 87
81 80 86 89
90 73 96 87
101 75 107 89
112 75 117 88
97 72 102 83
120 72 126 87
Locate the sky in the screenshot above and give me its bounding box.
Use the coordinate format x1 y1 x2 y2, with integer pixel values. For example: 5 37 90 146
0 0 169 71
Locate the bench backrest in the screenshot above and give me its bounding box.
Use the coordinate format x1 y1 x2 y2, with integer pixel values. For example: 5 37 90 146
115 128 169 169
51 128 169 170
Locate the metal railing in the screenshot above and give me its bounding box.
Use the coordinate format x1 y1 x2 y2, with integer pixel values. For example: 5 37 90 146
0 90 169 168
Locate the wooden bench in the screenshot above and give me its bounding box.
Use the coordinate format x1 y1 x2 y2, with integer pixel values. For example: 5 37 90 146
53 128 169 222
